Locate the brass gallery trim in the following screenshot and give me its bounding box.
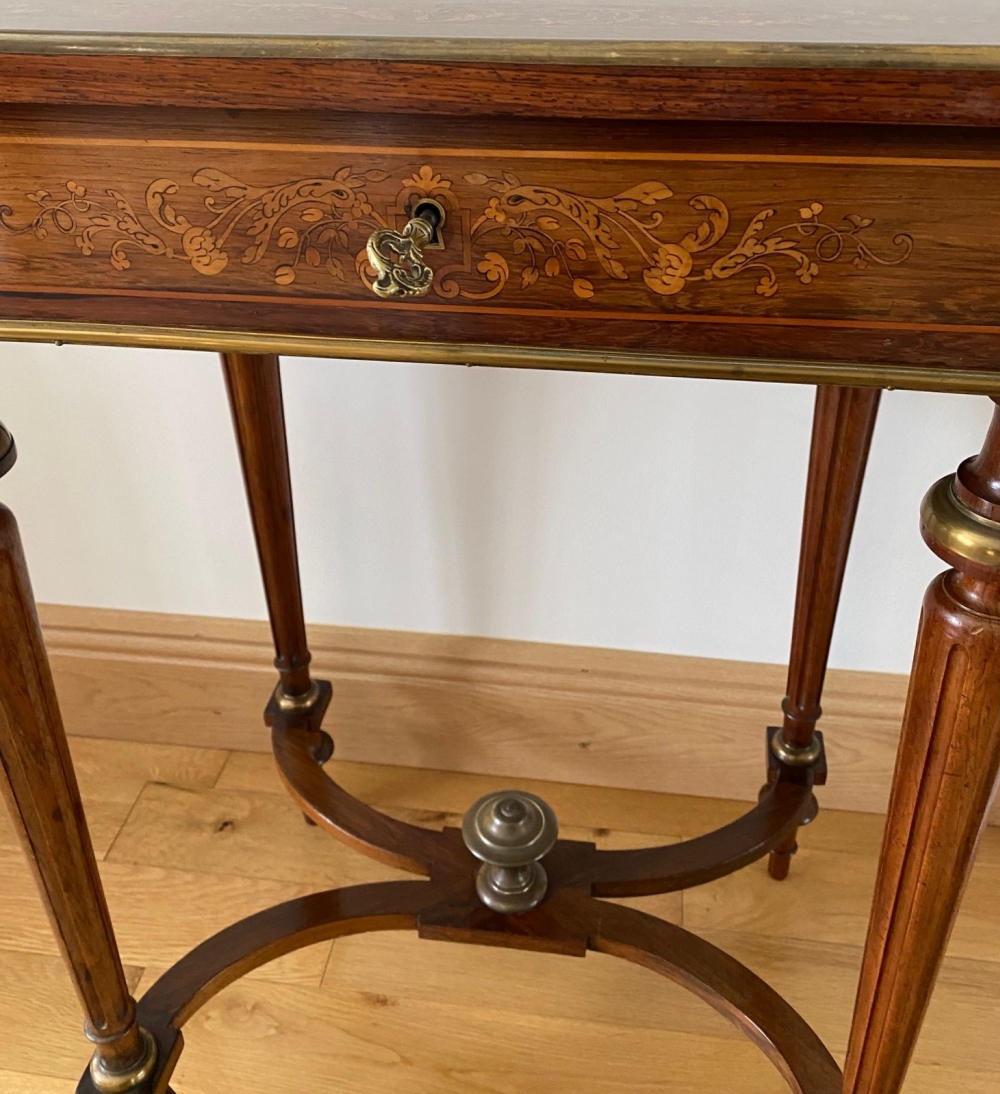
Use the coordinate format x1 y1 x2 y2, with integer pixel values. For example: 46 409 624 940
2 320 999 396
1 33 1000 70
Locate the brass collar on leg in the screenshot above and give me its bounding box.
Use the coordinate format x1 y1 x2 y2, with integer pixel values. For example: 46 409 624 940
274 679 322 712
770 729 823 767
921 476 1000 572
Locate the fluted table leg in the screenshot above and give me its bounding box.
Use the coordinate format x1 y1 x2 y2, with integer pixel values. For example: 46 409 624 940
769 385 880 879
0 493 155 1092
221 353 321 702
844 398 1000 1094
221 352 330 797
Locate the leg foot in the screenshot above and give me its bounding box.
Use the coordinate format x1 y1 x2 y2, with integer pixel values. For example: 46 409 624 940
767 837 796 880
764 741 821 880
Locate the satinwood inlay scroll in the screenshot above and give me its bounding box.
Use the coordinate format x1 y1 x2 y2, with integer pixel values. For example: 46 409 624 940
464 173 912 300
0 164 913 303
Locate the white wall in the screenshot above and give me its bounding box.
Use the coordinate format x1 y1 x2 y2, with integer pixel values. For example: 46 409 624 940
0 342 991 675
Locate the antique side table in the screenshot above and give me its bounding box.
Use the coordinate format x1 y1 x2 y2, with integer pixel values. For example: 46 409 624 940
1 12 1000 1094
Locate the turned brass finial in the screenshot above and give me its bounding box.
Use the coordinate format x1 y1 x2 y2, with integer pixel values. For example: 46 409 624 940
462 790 558 914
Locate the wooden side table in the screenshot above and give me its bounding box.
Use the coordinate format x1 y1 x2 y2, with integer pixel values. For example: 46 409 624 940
1 20 999 1094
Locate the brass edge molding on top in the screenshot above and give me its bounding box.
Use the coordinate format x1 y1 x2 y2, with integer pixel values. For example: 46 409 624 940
1 33 1000 69
3 318 1000 396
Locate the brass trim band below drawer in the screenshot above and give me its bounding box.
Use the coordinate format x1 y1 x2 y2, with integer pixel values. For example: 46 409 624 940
2 319 1000 395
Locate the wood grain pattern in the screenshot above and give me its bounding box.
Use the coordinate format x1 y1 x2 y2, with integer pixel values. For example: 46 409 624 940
781 388 881 749
0 147 919 311
215 749 1000 962
1 107 999 374
591 898 841 1093
0 507 144 1076
2 736 998 1093
121 851 841 1093
0 38 996 1092
844 404 1000 1094
4 53 1000 128
769 386 880 879
0 845 337 990
0 950 143 1085
221 351 313 696
845 572 1000 1094
265 692 816 904
37 602 1000 826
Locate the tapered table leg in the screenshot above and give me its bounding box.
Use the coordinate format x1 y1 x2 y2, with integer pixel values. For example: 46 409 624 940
221 352 329 789
843 398 1000 1094
768 385 880 879
0 497 155 1092
221 353 318 704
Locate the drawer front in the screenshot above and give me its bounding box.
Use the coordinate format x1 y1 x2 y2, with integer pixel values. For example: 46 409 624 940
1 111 999 377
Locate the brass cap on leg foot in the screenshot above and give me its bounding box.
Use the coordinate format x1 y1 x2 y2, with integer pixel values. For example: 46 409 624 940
89 1028 157 1093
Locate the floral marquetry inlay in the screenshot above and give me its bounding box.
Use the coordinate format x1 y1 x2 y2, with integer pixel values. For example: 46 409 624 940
0 163 914 304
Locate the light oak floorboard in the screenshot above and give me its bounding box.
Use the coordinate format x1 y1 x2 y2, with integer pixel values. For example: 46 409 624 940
150 973 789 1094
0 736 997 1093
105 780 682 916
219 750 1000 866
0 794 127 863
0 737 227 860
0 847 329 988
0 1070 79 1094
218 750 748 835
0 949 142 1081
685 842 1000 964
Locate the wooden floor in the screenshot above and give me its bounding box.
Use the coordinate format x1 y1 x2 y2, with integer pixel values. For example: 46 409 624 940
1 738 998 1093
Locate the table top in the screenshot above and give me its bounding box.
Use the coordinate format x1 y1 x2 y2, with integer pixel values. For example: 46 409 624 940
3 3 1000 394
3 1 1000 64
2 0 998 46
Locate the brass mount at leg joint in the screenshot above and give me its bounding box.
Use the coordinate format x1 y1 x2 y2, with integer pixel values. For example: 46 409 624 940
273 679 322 712
770 728 823 767
88 1029 157 1093
265 680 333 750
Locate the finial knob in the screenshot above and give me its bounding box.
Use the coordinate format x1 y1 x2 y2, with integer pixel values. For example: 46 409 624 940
462 790 558 913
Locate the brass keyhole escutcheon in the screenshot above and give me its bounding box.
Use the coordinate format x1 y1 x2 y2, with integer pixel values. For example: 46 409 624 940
366 199 445 299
